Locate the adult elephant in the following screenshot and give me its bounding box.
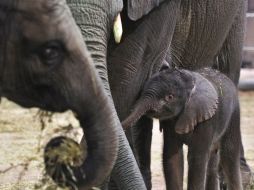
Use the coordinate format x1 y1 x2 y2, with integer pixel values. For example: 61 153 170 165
0 0 130 189
108 0 246 117
65 0 183 189
0 0 147 190
105 0 249 189
28 0 248 189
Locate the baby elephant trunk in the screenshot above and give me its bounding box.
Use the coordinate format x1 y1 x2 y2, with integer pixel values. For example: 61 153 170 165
122 98 154 129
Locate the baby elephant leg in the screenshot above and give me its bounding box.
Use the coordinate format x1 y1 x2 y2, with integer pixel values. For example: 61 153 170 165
220 139 242 190
161 120 184 190
239 140 252 189
187 150 210 190
206 150 220 190
187 126 213 190
220 110 243 190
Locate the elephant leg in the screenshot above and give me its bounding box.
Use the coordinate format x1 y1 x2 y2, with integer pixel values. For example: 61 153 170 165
216 1 246 85
132 116 153 190
187 126 213 190
206 150 220 190
220 109 243 190
220 144 242 190
216 3 251 188
187 150 209 190
161 120 184 190
240 143 252 189
187 151 209 190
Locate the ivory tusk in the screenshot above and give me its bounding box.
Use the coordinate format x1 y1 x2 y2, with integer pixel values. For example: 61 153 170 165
113 13 123 44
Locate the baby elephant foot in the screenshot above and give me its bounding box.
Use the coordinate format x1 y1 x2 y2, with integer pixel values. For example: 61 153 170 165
221 162 253 190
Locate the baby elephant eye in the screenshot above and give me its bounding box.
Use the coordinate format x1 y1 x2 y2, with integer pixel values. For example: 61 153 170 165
165 94 174 102
37 41 64 66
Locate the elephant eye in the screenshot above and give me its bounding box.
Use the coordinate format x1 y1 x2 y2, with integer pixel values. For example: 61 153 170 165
37 41 64 66
165 94 174 102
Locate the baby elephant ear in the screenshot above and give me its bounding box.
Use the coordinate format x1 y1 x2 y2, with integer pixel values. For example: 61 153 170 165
127 0 165 21
175 74 219 134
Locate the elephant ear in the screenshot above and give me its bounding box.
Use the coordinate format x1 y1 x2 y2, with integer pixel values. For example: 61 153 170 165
175 73 219 134
127 0 166 21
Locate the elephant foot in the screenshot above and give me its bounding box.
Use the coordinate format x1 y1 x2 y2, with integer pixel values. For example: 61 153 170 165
220 182 227 190
219 166 253 190
241 169 253 190
239 158 252 190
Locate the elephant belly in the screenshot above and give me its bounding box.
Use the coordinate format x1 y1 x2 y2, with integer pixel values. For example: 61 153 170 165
171 0 243 70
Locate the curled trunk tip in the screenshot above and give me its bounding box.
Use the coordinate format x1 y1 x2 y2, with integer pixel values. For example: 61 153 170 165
122 99 152 129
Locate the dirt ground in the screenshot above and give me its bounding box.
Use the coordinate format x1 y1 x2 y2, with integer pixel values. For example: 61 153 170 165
0 70 254 190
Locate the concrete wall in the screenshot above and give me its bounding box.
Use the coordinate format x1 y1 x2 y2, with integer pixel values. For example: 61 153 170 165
243 1 254 67
248 0 254 12
244 15 254 47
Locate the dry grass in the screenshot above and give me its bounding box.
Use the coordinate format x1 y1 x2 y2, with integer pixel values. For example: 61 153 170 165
0 99 82 190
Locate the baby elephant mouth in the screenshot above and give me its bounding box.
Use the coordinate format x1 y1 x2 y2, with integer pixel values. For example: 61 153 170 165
147 107 175 121
146 110 160 118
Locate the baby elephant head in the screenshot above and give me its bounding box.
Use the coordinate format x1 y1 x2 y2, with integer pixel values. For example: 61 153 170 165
122 69 219 134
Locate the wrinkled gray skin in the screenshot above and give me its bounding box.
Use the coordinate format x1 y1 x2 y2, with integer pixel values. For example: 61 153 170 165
110 0 243 134
66 0 147 189
122 68 243 190
66 0 248 189
108 0 246 118
0 1 119 189
0 1 147 190
106 0 248 189
1 0 248 189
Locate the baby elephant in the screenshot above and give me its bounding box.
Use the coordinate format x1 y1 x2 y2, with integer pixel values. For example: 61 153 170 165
122 68 243 190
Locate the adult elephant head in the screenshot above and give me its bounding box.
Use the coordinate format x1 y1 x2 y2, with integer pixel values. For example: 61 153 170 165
0 0 118 189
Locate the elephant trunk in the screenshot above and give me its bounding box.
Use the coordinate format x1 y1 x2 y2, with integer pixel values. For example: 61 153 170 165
66 1 147 190
74 76 118 189
44 46 118 190
122 98 154 129
67 0 121 91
